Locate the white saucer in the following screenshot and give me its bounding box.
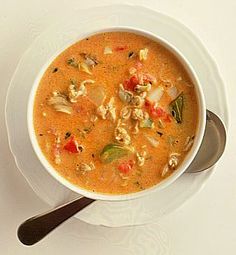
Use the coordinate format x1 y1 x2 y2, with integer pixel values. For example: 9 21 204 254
5 4 229 227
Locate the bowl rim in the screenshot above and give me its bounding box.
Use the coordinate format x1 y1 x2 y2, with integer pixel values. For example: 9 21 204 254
27 26 206 201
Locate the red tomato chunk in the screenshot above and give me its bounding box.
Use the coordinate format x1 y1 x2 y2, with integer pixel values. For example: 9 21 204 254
124 75 139 91
64 137 80 153
114 46 127 51
118 160 135 174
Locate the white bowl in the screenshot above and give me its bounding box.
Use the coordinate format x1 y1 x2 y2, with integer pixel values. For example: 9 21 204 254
27 27 206 201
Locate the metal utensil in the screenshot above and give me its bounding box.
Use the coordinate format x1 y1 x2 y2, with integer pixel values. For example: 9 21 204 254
186 110 226 173
17 109 226 246
17 197 94 245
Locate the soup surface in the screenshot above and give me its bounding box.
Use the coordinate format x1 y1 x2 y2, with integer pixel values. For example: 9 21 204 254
33 32 198 194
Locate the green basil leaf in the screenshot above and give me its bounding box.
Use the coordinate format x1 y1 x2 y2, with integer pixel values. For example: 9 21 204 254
169 92 184 123
100 144 132 163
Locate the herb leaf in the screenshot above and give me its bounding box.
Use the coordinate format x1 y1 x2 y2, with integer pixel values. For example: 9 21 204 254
100 144 133 164
67 58 79 68
169 92 184 123
83 126 92 134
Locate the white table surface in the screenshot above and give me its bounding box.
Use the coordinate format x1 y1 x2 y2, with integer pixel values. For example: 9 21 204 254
0 0 235 254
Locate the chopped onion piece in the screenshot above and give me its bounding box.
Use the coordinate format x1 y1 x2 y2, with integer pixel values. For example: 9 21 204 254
78 79 95 97
80 79 95 87
84 58 95 67
53 104 72 114
147 86 164 103
104 46 113 55
145 134 159 148
80 62 92 74
167 86 178 99
139 48 149 61
129 67 137 75
48 92 72 114
87 86 106 106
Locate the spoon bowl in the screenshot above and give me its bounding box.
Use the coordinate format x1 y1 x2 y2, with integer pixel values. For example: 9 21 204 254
186 110 227 173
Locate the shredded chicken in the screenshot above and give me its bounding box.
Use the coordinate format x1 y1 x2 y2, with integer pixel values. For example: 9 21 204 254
68 80 95 103
130 95 145 108
131 108 144 120
96 97 116 122
132 121 139 134
168 153 180 169
47 91 72 114
135 83 152 93
68 83 81 103
118 84 133 103
97 105 107 119
106 97 116 122
136 151 146 166
77 162 95 173
120 106 131 119
114 120 131 145
90 114 98 123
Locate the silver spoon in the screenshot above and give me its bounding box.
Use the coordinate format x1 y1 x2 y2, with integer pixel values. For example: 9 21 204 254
186 110 226 173
17 109 226 245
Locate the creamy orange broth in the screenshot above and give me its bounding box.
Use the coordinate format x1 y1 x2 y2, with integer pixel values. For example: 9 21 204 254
33 32 198 194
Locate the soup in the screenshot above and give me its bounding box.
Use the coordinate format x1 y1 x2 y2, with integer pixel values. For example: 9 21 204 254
33 32 198 194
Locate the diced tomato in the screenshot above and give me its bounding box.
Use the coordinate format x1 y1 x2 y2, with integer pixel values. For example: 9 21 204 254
163 113 172 123
130 75 139 86
128 159 135 168
118 160 134 174
156 107 165 117
114 46 127 51
64 136 80 153
146 102 172 123
145 99 151 108
124 75 139 91
123 79 132 91
149 104 164 118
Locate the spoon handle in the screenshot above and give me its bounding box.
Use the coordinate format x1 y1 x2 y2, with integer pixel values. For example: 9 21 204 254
17 197 94 245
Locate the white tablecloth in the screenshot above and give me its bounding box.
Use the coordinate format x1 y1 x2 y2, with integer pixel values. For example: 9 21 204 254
0 0 235 254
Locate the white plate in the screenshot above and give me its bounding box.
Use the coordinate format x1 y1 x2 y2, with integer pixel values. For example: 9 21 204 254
5 4 229 227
